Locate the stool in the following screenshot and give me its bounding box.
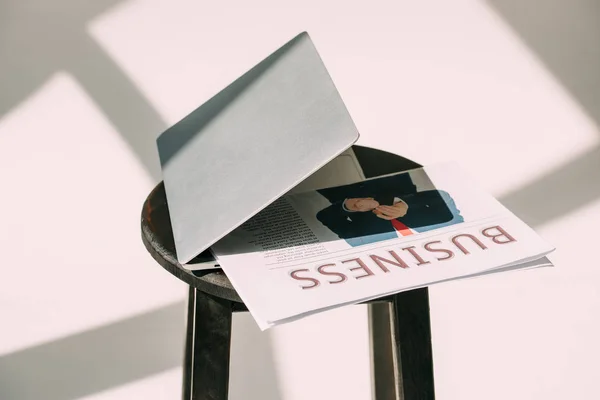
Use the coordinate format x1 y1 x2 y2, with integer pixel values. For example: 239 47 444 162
141 145 436 400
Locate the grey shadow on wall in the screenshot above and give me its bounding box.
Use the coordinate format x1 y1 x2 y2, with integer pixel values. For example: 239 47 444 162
0 303 186 400
0 302 283 400
487 0 600 226
0 1 283 399
0 0 164 181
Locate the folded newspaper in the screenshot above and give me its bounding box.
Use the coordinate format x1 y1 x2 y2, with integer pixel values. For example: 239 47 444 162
210 150 555 330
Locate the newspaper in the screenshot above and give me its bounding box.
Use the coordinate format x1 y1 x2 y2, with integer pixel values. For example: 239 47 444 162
211 155 555 330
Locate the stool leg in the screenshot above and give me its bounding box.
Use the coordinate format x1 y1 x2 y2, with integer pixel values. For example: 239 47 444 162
182 286 196 399
369 302 399 400
389 288 436 400
182 287 233 400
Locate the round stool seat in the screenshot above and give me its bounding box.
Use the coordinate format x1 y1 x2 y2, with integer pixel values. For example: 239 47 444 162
140 145 421 303
141 180 242 302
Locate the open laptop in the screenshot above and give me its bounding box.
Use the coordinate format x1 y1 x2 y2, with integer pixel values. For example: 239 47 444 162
157 32 360 266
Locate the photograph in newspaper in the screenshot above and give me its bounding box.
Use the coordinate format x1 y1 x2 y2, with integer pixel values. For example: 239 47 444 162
314 174 464 247
211 163 555 330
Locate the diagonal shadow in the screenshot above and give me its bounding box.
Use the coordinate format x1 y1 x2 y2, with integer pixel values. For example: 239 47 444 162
0 301 284 400
486 0 600 125
68 34 166 181
0 302 186 400
0 0 165 181
486 0 600 225
500 145 600 226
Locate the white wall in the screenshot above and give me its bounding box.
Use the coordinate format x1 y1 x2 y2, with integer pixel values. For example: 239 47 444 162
1 0 599 399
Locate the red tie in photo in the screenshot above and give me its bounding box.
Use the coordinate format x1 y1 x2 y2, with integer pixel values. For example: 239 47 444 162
391 219 413 236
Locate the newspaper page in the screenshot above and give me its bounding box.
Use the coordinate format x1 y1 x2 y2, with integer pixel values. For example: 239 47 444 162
212 162 555 329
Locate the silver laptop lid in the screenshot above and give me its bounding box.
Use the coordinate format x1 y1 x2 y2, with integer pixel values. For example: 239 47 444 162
157 32 360 264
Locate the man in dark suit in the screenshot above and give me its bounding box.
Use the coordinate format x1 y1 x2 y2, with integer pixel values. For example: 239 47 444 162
316 174 463 246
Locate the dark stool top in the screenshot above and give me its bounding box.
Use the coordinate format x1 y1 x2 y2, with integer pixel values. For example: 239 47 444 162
141 145 421 303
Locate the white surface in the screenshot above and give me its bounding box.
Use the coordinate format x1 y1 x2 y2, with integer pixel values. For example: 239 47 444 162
1 0 598 399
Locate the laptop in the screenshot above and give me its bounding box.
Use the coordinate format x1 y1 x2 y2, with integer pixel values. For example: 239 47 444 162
157 32 360 265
